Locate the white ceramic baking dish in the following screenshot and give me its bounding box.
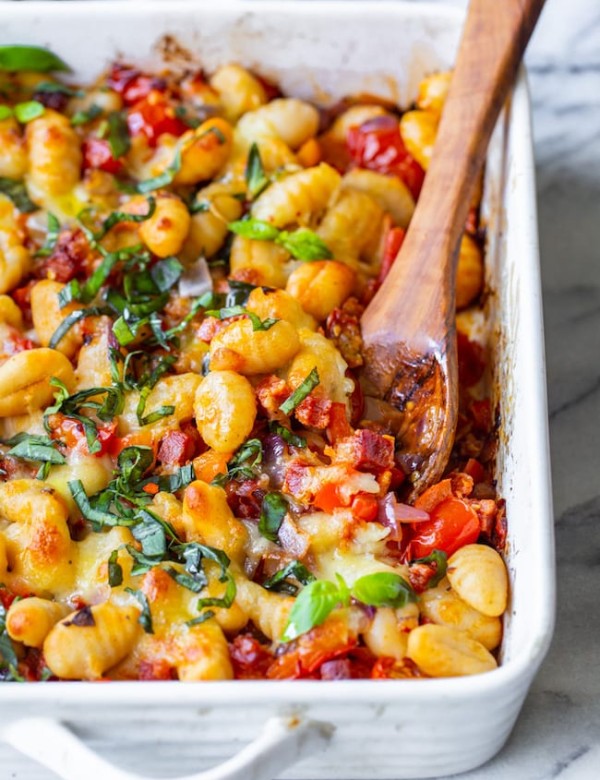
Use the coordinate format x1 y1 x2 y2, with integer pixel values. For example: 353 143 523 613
0 2 555 779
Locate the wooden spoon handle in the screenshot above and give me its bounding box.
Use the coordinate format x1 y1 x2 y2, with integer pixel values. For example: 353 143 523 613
366 0 546 344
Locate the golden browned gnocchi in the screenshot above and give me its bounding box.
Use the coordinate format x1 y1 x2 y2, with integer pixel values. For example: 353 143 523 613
0 50 503 683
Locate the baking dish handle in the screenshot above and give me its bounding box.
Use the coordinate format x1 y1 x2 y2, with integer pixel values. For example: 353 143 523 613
2 715 333 780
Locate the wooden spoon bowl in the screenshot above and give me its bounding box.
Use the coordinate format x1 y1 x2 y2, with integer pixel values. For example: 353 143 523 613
361 0 546 499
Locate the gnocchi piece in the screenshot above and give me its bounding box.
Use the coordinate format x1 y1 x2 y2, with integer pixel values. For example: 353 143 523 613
362 607 409 661
0 294 24 328
317 188 384 267
178 620 234 681
74 319 114 390
0 118 27 179
6 597 69 648
286 329 352 405
419 578 502 650
407 624 497 677
326 105 389 143
194 370 257 453
456 234 484 309
447 544 508 618
399 110 439 171
252 163 341 228
234 576 294 642
236 98 319 150
173 118 233 186
229 236 290 288
246 287 316 331
136 193 191 257
0 348 75 417
286 260 355 321
25 109 82 197
0 479 73 593
185 181 244 260
31 280 82 358
43 601 141 680
209 317 300 375
210 64 267 121
182 481 248 563
416 71 452 116
118 373 202 435
0 194 31 294
342 168 415 228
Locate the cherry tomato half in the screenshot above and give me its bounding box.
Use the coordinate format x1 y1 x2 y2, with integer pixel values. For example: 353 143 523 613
107 63 167 106
82 138 124 174
408 496 480 559
346 115 425 199
378 225 406 285
127 91 188 147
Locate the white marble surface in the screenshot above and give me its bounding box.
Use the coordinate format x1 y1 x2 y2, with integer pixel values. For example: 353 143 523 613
0 0 599 778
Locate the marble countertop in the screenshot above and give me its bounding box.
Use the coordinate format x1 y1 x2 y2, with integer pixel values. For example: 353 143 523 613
0 0 599 778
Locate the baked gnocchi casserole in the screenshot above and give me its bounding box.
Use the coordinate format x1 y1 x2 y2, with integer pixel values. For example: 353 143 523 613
0 46 507 682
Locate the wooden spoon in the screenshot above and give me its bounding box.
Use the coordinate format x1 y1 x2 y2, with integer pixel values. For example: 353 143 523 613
361 0 546 498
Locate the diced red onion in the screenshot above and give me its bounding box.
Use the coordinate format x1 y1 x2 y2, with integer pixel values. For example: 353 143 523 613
378 493 430 539
320 659 352 680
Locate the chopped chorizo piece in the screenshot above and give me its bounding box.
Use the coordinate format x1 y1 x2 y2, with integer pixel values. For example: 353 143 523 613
325 298 364 369
336 429 395 471
36 229 94 283
225 478 265 519
294 395 332 429
230 634 273 680
157 430 198 466
256 375 289 416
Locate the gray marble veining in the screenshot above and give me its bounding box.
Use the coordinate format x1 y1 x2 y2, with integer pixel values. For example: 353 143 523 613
0 0 598 778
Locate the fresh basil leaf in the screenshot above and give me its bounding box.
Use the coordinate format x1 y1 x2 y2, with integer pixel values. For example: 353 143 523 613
106 111 130 159
108 550 123 587
269 422 306 448
13 101 45 123
186 610 215 627
138 463 195 494
276 228 332 261
173 542 231 583
279 368 320 415
351 572 417 609
0 177 37 213
0 45 70 73
258 492 288 542
245 142 269 199
281 579 342 642
131 510 168 559
262 561 316 594
196 573 236 610
228 217 279 242
164 566 207 593
0 106 13 121
49 305 110 349
125 588 154 634
118 446 154 486
34 212 61 258
225 280 260 307
410 549 448 589
70 104 102 126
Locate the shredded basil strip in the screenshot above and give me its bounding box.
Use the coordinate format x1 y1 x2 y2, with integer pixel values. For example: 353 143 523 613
125 588 154 634
5 433 66 467
49 305 111 349
279 368 320 415
211 438 263 487
258 492 288 542
136 146 182 194
138 463 195 494
0 106 13 121
108 550 123 587
186 611 215 627
35 81 82 98
0 45 70 73
92 196 156 241
245 142 269 199
262 561 316 595
204 304 278 332
410 549 448 589
0 177 37 213
70 104 102 126
269 422 306 448
196 574 237 612
68 479 123 526
0 602 21 680
105 111 130 159
35 213 61 258
136 355 176 426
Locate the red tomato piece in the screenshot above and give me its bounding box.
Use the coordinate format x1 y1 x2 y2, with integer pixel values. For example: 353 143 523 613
378 226 406 285
48 415 117 457
82 137 124 174
313 482 345 513
346 115 425 198
408 497 480 559
107 63 167 106
351 493 379 522
464 457 486 484
326 401 352 444
127 91 187 147
230 634 273 680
